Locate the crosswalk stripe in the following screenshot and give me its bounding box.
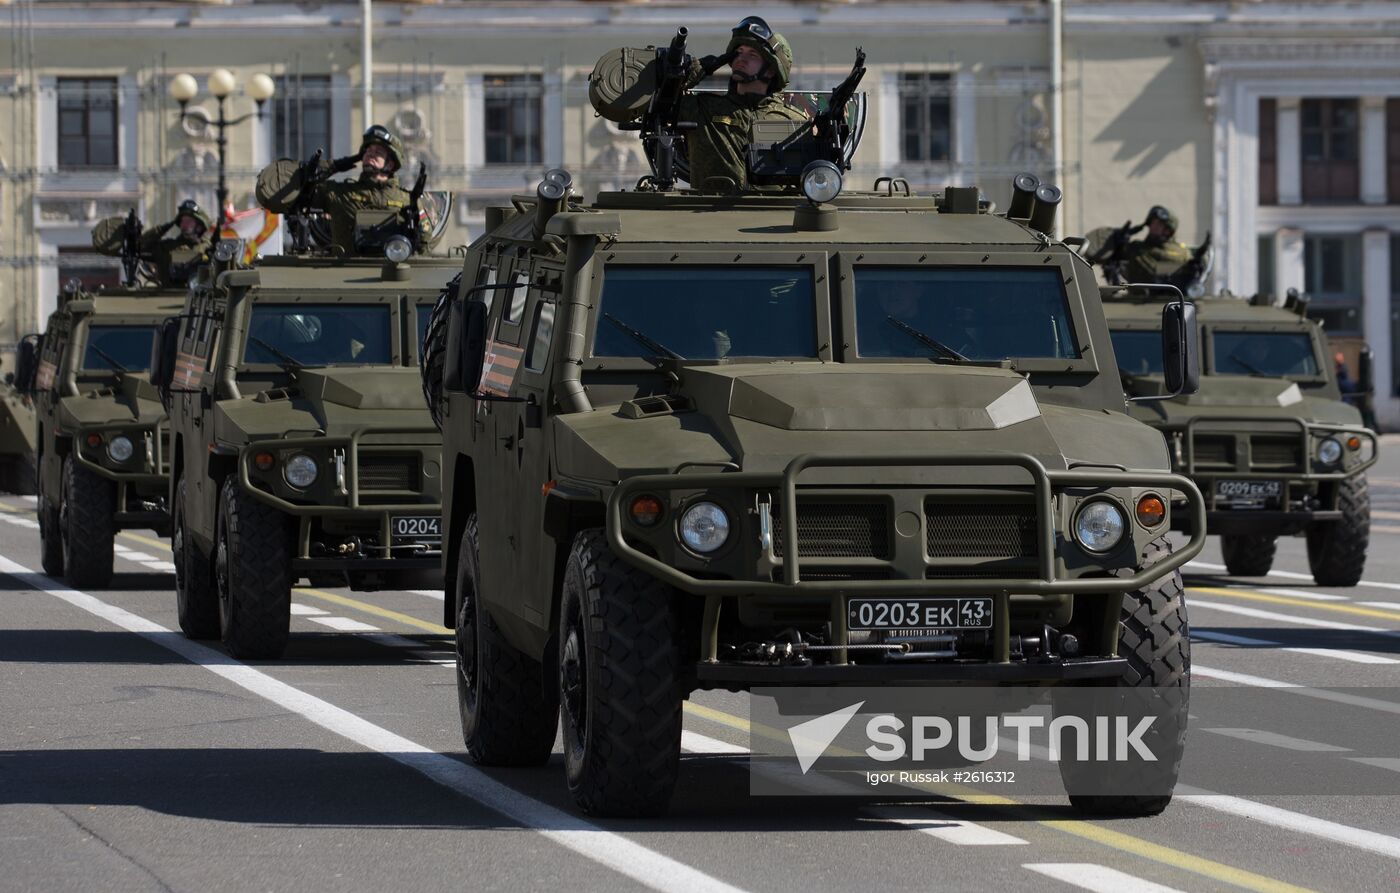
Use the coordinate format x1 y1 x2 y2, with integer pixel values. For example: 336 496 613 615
865 806 1029 846
1023 863 1187 893
309 616 381 632
1202 728 1350 752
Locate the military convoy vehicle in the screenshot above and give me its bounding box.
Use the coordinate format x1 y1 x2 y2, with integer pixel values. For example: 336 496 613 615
15 287 182 587
422 82 1210 819
0 369 37 494
152 239 458 659
1106 289 1375 585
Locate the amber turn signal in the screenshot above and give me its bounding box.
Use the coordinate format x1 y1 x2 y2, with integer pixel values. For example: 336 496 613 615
629 495 663 527
85 433 102 448
1346 436 1362 452
1136 494 1166 527
253 451 275 472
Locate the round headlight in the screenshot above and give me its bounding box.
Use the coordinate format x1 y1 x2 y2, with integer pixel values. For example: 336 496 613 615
1074 500 1126 553
106 435 134 463
679 501 730 554
384 235 413 264
1316 437 1343 467
800 160 843 204
283 453 318 489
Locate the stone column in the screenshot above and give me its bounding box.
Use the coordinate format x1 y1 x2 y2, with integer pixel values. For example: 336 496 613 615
1360 96 1388 205
1277 97 1301 206
1274 226 1306 302
1362 228 1394 425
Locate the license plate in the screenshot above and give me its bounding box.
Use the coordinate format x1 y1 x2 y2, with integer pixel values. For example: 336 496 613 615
848 597 994 632
1214 479 1281 506
391 515 441 543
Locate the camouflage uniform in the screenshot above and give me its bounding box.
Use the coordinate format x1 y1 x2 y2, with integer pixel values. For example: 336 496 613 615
1121 238 1193 284
135 202 212 286
256 126 437 255
678 89 806 191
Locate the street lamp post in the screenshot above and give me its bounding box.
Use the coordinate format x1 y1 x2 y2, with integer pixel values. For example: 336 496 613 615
168 69 276 247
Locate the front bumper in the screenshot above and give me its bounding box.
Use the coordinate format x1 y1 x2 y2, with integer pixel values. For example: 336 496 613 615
693 656 1129 688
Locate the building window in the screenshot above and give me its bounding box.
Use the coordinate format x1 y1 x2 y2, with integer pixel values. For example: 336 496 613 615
1300 98 1359 203
1391 235 1400 395
57 77 118 169
1388 98 1400 205
899 73 952 163
273 75 332 162
57 246 121 291
1257 234 1275 298
1258 98 1277 206
1303 234 1362 334
484 75 542 165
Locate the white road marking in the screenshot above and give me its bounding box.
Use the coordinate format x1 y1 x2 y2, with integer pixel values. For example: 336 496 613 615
1023 864 1187 893
1348 758 1400 774
0 555 751 893
1188 559 1400 594
1195 629 1400 665
682 730 748 756
289 603 329 616
1189 599 1400 635
310 616 381 633
1255 587 1350 602
408 589 445 600
356 631 426 650
116 549 157 562
1202 728 1351 752
1193 665 1400 715
1193 630 1273 647
864 806 1028 846
1360 602 1400 613
139 561 176 573
1175 790 1400 861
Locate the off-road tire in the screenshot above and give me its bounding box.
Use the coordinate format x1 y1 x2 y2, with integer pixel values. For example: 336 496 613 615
1220 534 1277 577
174 477 220 639
560 529 682 817
1307 475 1370 587
2 456 37 496
215 477 292 659
37 456 63 577
455 514 558 765
1065 536 1190 817
60 454 114 588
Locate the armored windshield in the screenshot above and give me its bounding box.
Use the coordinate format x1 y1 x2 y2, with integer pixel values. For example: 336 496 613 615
1212 330 1319 377
1110 330 1165 375
853 268 1079 361
244 304 393 367
592 266 817 359
82 325 156 373
416 303 435 357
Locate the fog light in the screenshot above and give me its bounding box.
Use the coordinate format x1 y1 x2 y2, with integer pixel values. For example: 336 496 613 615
1135 494 1166 528
106 435 134 463
283 453 318 489
679 502 730 554
1316 438 1342 466
1074 500 1125 553
253 451 275 472
629 495 663 527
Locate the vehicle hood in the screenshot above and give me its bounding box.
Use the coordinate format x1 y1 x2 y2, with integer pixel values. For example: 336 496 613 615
59 373 165 428
214 367 438 444
1125 374 1362 428
556 364 1168 486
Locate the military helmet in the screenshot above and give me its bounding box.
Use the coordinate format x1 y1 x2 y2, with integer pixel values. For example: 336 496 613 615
359 124 405 172
175 199 212 233
1146 204 1178 235
725 15 792 95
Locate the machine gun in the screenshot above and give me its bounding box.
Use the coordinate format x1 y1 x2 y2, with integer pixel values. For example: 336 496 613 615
1086 219 1144 286
286 148 327 254
769 48 866 171
618 28 698 192
403 162 428 254
119 208 143 287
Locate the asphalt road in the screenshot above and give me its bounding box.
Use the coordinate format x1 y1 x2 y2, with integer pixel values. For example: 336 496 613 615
6 444 1400 892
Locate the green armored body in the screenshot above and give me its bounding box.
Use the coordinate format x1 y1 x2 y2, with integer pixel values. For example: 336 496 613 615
154 242 459 659
1107 290 1375 585
0 363 38 494
422 88 1211 820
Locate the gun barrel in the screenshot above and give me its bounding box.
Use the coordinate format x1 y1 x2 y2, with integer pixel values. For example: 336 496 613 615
666 27 688 66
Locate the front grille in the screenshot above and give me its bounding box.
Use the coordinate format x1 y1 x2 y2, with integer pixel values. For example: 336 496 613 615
1192 436 1235 468
925 566 1039 579
771 567 892 582
772 502 890 559
1250 437 1303 470
358 455 419 491
925 501 1037 559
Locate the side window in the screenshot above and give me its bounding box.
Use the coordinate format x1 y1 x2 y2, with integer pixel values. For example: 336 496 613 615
524 298 556 372
504 270 528 325
475 264 498 314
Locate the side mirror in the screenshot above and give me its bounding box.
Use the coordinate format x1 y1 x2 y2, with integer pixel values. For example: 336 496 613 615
1357 344 1376 397
1161 300 1200 396
152 317 180 392
14 334 39 394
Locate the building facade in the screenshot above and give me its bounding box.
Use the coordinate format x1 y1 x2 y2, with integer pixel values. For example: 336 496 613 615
2 0 1398 422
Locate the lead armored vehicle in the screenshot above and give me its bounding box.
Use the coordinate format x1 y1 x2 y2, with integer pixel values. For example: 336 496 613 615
1107 290 1375 584
0 368 37 494
154 236 458 659
18 286 181 586
421 34 1207 819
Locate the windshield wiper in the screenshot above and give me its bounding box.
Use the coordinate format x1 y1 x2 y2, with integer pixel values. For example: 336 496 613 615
886 317 969 363
604 313 685 361
1227 352 1273 377
248 335 309 373
88 345 129 377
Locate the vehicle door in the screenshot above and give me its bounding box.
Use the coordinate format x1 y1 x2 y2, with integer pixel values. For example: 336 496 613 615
34 315 69 500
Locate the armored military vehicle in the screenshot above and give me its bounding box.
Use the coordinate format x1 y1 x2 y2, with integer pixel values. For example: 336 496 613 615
1106 289 1375 585
422 37 1209 814
0 363 38 494
152 237 458 659
17 287 182 587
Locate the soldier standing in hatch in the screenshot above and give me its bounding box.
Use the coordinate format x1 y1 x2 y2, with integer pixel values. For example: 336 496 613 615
138 199 213 286
1118 205 1192 284
256 124 436 255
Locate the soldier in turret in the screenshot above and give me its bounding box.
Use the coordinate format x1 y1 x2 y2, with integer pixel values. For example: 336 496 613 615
138 199 213 286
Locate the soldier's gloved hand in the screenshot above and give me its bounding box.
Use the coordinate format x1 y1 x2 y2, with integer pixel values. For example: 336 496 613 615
330 152 362 174
698 51 737 76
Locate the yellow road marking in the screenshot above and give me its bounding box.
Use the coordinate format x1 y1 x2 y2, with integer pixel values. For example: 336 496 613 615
0 500 32 514
683 702 1313 893
1190 585 1400 623
294 587 449 635
120 530 172 553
